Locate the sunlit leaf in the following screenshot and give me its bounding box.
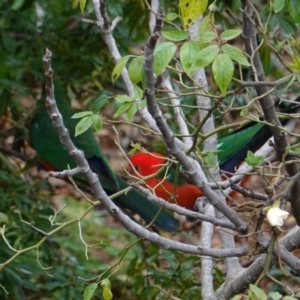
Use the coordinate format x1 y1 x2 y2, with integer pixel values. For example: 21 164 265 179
199 14 214 35
165 12 180 22
273 0 285 13
115 95 134 103
72 111 93 119
200 31 217 42
128 56 144 84
101 279 113 300
221 44 250 66
220 29 242 41
203 151 217 167
127 102 138 121
249 284 267 300
114 102 132 118
84 283 98 300
79 0 86 13
92 114 103 132
180 41 199 77
153 42 177 76
161 30 188 42
245 151 264 167
212 53 233 96
179 0 208 29
112 55 132 83
74 115 93 136
191 44 219 69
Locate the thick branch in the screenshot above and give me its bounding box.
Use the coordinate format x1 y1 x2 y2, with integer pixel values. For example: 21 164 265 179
241 0 300 224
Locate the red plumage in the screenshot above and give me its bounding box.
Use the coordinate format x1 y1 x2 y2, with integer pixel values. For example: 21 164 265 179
129 152 203 210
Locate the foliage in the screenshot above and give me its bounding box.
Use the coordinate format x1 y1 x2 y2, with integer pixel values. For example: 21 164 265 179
1 0 300 299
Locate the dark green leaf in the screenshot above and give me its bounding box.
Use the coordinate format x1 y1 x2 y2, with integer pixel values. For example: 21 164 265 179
92 95 108 113
287 0 300 23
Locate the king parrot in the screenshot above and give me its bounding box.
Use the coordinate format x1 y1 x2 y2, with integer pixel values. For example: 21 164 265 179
30 81 179 232
129 97 300 210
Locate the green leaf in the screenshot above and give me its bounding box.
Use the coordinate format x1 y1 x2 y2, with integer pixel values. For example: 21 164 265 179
240 109 249 117
114 102 132 118
0 212 9 224
230 296 242 300
286 143 300 154
203 151 217 167
112 55 132 83
11 0 25 10
75 115 93 136
289 55 300 72
180 41 199 77
133 85 143 100
282 296 299 300
92 95 108 113
92 114 103 132
245 151 264 167
72 111 93 119
221 44 250 66
220 29 242 41
128 56 144 84
153 42 177 76
79 0 86 13
179 0 208 29
101 279 113 300
165 12 180 22
161 30 188 42
127 102 138 121
199 15 214 35
128 142 143 155
191 44 219 69
260 44 271 74
249 284 267 300
287 0 300 23
212 53 233 96
84 283 98 300
273 0 285 13
200 31 217 42
269 291 283 300
115 95 134 103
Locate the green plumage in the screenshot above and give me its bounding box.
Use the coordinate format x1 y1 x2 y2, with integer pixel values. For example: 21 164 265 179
31 81 179 232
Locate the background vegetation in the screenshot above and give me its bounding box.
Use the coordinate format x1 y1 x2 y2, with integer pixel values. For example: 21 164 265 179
1 0 300 299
